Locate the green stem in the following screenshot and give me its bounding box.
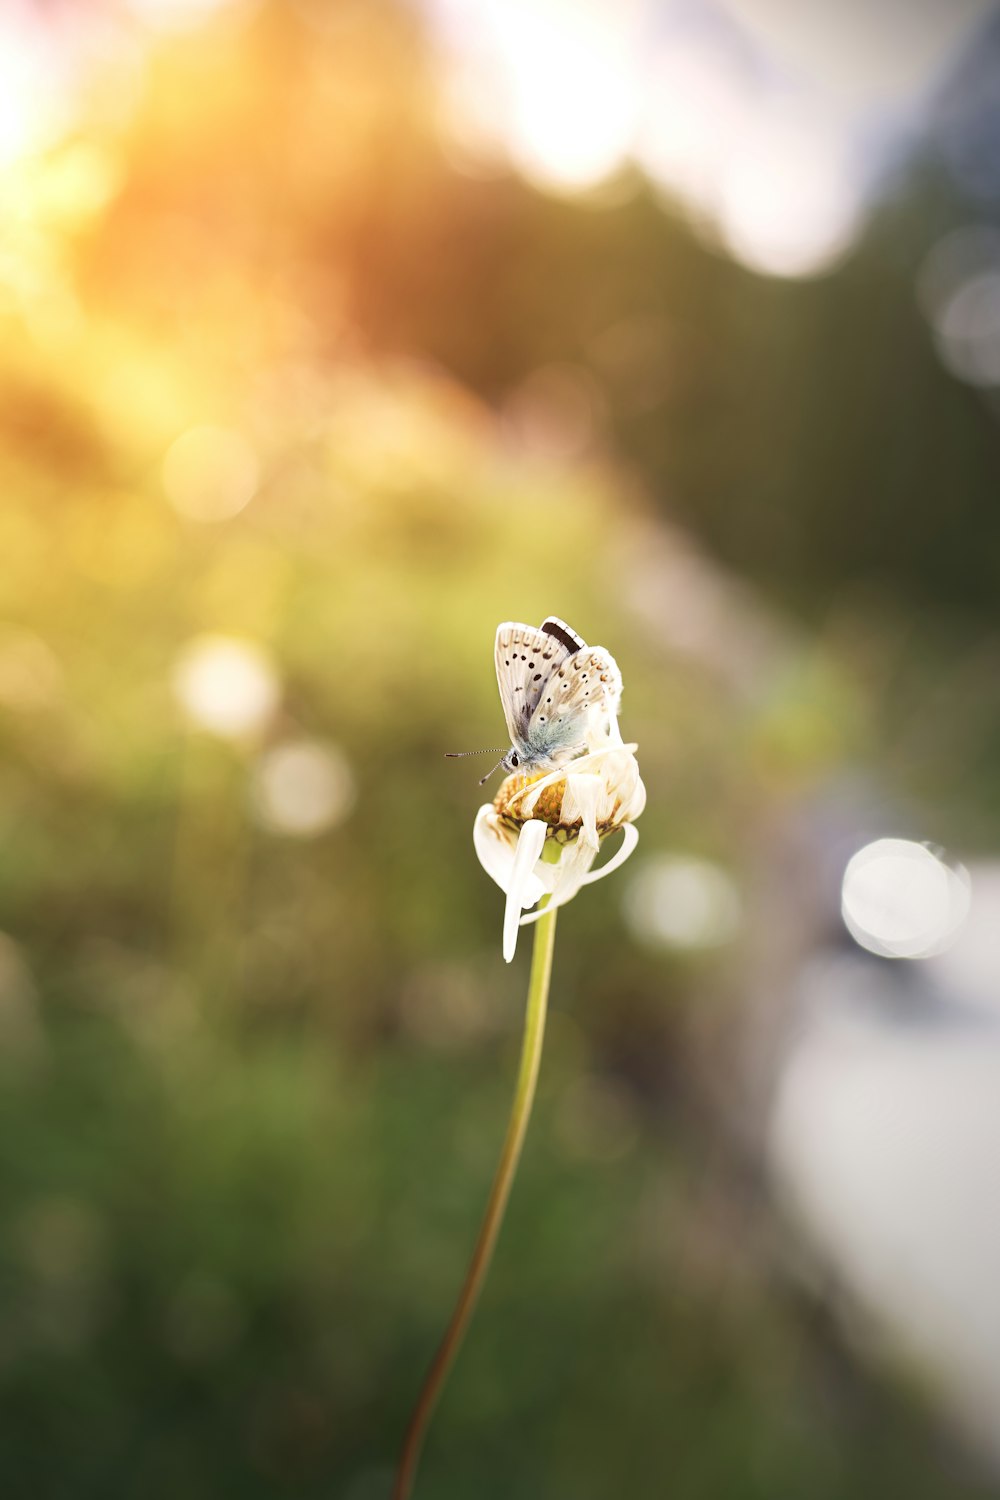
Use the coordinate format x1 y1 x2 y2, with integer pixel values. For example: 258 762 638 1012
392 905 558 1500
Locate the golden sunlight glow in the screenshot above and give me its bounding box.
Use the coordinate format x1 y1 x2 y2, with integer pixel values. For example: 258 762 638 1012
126 0 239 31
0 19 65 167
162 425 260 522
0 628 63 713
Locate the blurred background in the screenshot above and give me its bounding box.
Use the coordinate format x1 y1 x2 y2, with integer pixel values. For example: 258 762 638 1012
2 0 1000 1496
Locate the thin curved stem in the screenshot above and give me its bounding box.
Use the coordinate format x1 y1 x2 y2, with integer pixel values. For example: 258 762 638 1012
392 906 558 1500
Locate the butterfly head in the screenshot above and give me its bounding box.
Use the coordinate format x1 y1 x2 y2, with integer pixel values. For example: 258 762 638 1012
489 744 560 783
472 746 539 786
475 747 522 786
444 744 524 785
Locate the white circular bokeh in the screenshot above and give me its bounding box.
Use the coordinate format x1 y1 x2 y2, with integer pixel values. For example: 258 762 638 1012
623 855 743 951
172 635 279 739
841 838 971 960
253 739 355 837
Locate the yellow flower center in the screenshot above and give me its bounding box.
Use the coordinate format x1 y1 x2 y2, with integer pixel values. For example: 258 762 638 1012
493 772 623 844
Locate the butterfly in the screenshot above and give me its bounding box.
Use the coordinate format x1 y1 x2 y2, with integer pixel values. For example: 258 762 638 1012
448 617 622 784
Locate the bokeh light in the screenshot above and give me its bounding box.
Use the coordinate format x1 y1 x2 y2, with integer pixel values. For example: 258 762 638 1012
426 0 995 280
435 0 636 193
623 855 743 951
924 862 1000 1013
769 948 1000 1466
932 269 1000 387
162 425 260 522
0 627 62 712
716 108 864 279
127 0 240 27
499 2 636 193
0 15 69 167
638 39 750 214
252 739 355 837
501 362 603 463
919 227 1000 388
172 635 279 738
841 838 972 960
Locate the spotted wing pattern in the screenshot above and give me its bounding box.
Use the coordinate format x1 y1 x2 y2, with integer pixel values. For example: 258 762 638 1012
525 646 622 766
494 622 576 752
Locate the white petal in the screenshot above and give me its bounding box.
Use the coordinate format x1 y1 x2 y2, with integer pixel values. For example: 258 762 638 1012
473 805 516 889
503 819 547 963
508 744 639 815
519 837 599 926
581 822 639 885
586 703 624 750
551 835 599 905
623 769 647 822
519 823 641 930
473 805 553 903
560 773 601 851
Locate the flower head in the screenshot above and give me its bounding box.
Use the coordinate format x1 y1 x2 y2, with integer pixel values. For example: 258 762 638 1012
474 703 645 961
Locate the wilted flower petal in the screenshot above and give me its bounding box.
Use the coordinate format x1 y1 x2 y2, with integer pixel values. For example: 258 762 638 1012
519 822 640 928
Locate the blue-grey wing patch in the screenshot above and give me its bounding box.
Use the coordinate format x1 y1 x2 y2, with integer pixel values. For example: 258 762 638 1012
525 646 622 765
494 621 575 752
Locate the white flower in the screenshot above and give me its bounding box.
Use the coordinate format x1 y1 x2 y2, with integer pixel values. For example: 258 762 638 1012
474 706 646 961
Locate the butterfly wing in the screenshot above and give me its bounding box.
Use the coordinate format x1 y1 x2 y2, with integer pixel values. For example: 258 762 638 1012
494 621 577 753
524 645 623 766
538 615 586 655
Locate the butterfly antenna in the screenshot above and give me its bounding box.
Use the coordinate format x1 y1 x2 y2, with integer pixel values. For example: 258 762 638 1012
478 760 505 785
444 747 506 758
